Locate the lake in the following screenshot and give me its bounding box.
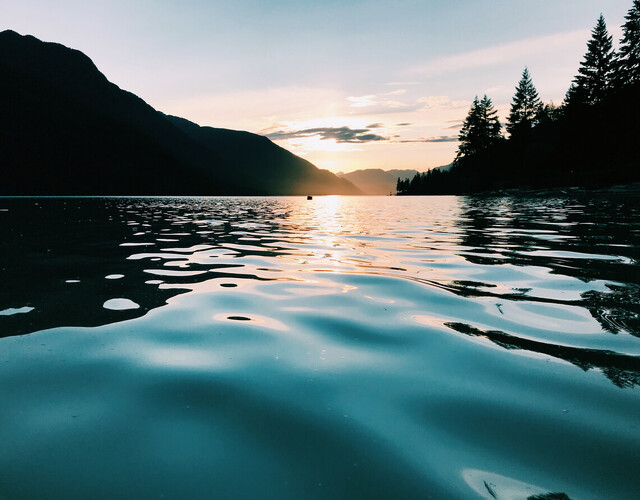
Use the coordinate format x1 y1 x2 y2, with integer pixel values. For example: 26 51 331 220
0 195 639 499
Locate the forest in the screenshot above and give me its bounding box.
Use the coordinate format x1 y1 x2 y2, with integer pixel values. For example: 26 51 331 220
398 1 640 195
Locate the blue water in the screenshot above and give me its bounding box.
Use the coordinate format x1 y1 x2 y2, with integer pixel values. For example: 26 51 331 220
0 195 639 499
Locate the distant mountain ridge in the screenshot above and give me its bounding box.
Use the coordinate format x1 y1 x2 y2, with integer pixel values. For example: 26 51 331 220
0 30 359 195
338 169 419 195
339 165 452 194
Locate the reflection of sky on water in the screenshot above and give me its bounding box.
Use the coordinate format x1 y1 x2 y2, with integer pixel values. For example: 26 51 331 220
1 195 639 499
1 195 639 384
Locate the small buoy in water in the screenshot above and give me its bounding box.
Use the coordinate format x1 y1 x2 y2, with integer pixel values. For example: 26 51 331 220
307 195 313 200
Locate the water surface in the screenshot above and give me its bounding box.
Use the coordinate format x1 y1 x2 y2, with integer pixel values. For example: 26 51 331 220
1 195 639 499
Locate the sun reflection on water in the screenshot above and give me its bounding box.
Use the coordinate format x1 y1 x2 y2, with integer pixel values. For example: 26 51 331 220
1 195 640 499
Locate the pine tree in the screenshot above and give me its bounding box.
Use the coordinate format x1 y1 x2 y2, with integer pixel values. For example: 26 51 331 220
456 95 503 161
616 0 640 86
564 83 579 105
507 67 542 135
571 14 615 105
456 96 480 160
479 95 503 147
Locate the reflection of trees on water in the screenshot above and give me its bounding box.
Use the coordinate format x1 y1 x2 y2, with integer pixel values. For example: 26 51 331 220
527 493 572 500
455 195 640 339
448 195 640 388
583 284 640 335
446 322 640 389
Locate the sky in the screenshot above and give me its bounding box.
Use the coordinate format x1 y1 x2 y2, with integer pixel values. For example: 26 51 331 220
1 0 633 173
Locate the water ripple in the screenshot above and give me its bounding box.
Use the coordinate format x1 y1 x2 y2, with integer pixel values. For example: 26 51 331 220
0 195 639 498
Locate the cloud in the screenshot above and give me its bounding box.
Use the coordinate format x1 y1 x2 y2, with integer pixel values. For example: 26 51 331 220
418 96 469 109
344 93 468 117
485 86 504 94
347 94 408 109
445 121 464 130
385 81 419 86
266 126 388 143
412 30 588 77
346 94 377 107
366 123 384 129
397 135 458 143
396 122 412 126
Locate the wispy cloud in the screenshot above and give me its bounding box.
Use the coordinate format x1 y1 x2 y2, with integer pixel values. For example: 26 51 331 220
485 86 504 94
412 30 588 77
346 93 408 109
385 81 420 86
418 96 469 109
265 123 459 146
266 126 388 143
344 92 469 117
445 121 464 130
397 135 458 143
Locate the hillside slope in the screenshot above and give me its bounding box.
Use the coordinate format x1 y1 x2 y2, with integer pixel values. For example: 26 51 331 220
0 30 359 195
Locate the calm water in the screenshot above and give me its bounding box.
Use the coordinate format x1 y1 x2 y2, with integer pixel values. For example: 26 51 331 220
1 195 639 499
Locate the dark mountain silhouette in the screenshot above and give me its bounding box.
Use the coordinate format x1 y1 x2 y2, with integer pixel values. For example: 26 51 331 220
0 30 359 195
165 115 358 195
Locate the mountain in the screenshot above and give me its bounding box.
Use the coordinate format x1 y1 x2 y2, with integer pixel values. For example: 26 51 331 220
337 166 452 195
0 30 359 195
338 169 420 195
164 115 357 195
339 165 453 194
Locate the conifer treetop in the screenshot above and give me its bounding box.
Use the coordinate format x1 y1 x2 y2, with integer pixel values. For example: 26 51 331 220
617 0 640 85
456 95 503 161
507 66 542 135
571 14 615 105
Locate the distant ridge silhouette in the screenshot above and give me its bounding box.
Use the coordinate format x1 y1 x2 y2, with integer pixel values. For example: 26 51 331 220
0 30 360 195
338 166 452 194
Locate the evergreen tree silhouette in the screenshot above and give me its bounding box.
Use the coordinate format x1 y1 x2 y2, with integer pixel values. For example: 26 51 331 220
456 95 503 162
536 102 562 125
456 96 481 160
570 14 615 105
616 0 640 87
507 67 542 136
563 83 580 106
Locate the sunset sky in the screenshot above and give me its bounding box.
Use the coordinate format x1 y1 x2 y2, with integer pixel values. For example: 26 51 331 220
2 0 632 173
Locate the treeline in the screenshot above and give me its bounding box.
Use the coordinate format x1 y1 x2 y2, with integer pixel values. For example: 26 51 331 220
398 1 640 195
